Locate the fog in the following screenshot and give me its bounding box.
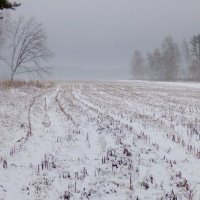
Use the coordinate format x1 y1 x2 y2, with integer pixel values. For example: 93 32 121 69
1 0 200 80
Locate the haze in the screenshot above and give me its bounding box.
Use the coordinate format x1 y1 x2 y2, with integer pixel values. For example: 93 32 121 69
6 0 200 80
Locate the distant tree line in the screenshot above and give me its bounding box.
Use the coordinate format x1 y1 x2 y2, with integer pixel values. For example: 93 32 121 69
130 35 200 81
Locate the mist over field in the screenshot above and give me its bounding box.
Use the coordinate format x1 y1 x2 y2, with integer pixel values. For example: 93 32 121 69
1 1 200 200
1 0 200 80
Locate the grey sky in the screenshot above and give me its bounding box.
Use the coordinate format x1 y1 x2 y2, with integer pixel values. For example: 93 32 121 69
6 0 200 79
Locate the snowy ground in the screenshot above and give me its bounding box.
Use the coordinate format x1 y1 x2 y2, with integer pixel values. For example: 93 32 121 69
0 81 200 200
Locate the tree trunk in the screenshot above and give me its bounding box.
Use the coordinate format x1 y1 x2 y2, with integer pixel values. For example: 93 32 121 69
10 72 15 83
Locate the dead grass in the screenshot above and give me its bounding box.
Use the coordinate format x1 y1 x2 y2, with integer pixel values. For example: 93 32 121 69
0 80 54 89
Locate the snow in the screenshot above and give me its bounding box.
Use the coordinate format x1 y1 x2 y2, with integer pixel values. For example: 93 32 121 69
0 81 200 199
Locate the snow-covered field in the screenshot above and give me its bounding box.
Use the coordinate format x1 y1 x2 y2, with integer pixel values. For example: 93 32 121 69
0 81 200 200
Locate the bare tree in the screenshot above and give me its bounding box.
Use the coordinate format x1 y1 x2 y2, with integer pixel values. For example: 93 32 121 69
2 16 53 81
130 50 145 80
161 36 181 81
180 39 191 80
147 48 164 81
190 35 200 81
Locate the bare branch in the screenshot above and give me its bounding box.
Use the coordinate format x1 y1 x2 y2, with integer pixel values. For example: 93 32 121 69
15 66 51 75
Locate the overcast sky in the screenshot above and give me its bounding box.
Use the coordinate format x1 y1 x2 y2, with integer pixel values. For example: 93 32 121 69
4 0 200 79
